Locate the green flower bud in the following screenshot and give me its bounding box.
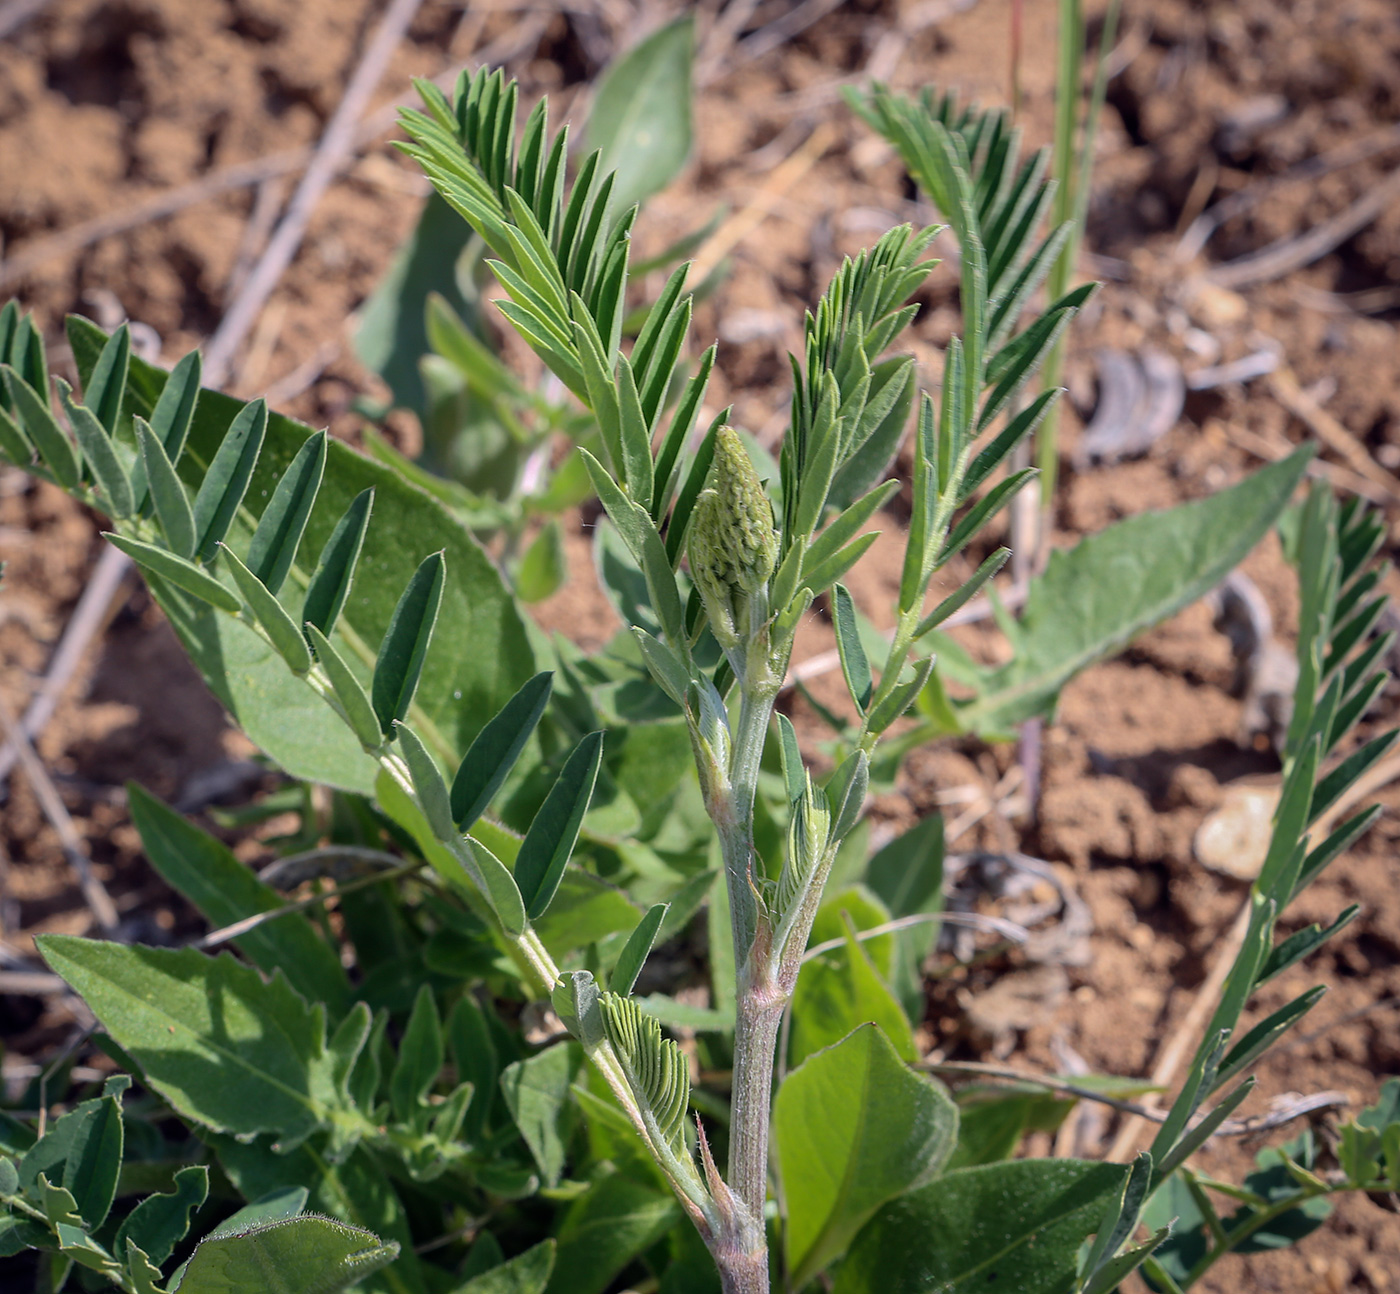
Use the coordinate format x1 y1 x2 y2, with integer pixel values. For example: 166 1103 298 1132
688 426 778 650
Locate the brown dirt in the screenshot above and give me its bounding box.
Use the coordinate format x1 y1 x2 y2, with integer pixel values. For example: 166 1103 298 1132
4 0 1400 1289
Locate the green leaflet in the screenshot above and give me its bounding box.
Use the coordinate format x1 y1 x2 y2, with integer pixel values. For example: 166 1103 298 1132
937 447 1313 732
82 322 130 435
450 671 553 830
104 533 241 614
390 987 444 1125
610 903 668 995
832 583 873 711
17 1096 123 1231
373 552 446 737
517 519 567 602
137 417 196 557
192 398 268 561
115 1165 209 1269
775 1023 958 1288
584 15 694 213
833 1159 1127 1294
303 488 374 638
36 936 348 1151
126 782 349 1014
221 544 314 675
515 731 605 919
306 623 383 752
246 428 327 594
55 378 133 518
172 1216 398 1294
2 363 80 488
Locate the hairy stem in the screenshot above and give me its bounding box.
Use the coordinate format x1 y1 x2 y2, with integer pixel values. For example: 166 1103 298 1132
729 988 785 1222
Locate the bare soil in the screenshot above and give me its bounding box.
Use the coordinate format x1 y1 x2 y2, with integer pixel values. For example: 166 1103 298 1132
3 1 1400 1290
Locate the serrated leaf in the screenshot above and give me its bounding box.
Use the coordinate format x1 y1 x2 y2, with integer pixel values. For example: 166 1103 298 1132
585 15 693 212
373 551 446 737
105 533 241 613
115 1165 209 1268
246 428 327 595
776 1022 958 1288
2 364 80 487
137 417 196 557
303 488 374 638
127 783 349 1014
610 904 668 995
451 671 553 830
192 398 268 561
37 936 343 1151
515 731 605 919
833 1159 1127 1294
172 1215 398 1294
306 624 382 751
56 378 133 517
220 544 313 674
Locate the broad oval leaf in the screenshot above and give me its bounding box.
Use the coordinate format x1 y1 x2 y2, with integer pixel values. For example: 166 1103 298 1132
776 1022 958 1288
515 731 605 920
192 398 268 562
303 487 374 638
246 428 327 594
172 1215 398 1294
450 670 554 831
373 551 446 737
585 15 694 213
832 1159 1127 1294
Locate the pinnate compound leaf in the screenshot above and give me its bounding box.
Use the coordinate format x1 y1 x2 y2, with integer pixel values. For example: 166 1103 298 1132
137 416 196 557
515 731 605 919
105 533 241 613
373 551 446 736
172 1215 398 1294
36 936 343 1150
18 1095 123 1230
585 15 694 212
451 1239 555 1294
220 543 314 675
303 488 374 638
775 1023 958 1287
192 398 268 561
126 782 349 1014
451 671 553 830
246 428 327 594
946 448 1312 732
833 1159 1127 1294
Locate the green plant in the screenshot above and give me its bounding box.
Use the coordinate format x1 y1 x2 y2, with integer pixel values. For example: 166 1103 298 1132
1 61 1396 1294
353 17 706 604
